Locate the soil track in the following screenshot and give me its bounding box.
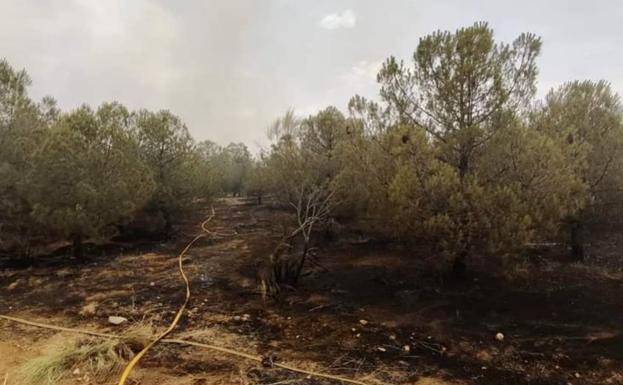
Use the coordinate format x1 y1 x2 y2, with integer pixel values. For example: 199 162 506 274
1 197 622 384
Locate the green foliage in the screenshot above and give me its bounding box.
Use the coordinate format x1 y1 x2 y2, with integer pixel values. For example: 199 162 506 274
371 23 553 261
245 157 269 204
261 108 347 207
0 60 51 254
2 20 623 271
535 80 623 221
300 106 348 181
378 22 541 174
0 58 222 257
195 140 228 197
264 134 310 203
29 103 154 247
219 142 252 196
266 108 300 142
134 110 205 232
333 23 592 266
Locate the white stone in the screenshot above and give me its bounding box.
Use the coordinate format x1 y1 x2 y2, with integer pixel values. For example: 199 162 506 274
108 316 128 325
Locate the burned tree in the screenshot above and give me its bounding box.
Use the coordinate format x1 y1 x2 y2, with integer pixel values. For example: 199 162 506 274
257 112 341 297
259 183 335 299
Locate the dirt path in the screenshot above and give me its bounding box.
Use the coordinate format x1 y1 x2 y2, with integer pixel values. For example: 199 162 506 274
1 198 622 384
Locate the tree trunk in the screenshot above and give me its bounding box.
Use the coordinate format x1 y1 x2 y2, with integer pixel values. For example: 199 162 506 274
452 249 468 278
293 241 310 284
163 210 173 237
72 234 83 259
458 151 470 180
570 219 584 262
453 149 471 277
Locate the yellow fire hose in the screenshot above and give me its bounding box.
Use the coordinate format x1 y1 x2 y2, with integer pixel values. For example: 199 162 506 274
0 314 379 385
0 206 384 385
117 208 217 385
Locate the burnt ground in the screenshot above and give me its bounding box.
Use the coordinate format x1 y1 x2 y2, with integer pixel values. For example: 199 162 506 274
1 197 622 385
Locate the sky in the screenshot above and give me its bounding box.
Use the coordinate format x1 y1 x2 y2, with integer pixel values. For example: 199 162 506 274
1 0 622 150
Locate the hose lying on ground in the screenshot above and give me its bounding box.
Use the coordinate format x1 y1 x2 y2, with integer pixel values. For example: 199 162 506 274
0 314 378 385
1 205 381 385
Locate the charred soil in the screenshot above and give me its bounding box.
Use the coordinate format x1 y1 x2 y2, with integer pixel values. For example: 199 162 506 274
1 198 622 385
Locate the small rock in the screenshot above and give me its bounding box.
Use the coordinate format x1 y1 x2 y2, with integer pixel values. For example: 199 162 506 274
351 328 356 332
149 282 155 287
403 345 410 352
389 334 396 340
72 368 81 375
7 280 22 290
108 316 128 325
359 319 368 326
356 333 361 338
495 332 505 341
377 347 386 352
233 316 241 321
574 373 581 378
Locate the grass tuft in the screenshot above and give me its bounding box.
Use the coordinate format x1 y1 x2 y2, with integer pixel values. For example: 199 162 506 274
14 324 153 385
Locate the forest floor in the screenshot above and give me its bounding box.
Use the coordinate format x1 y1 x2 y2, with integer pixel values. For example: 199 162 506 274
1 198 623 385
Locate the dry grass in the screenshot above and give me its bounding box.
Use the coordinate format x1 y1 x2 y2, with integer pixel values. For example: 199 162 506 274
176 326 258 352
85 289 134 303
14 324 153 385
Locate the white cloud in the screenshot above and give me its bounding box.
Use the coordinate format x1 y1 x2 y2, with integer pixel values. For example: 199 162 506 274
318 9 356 30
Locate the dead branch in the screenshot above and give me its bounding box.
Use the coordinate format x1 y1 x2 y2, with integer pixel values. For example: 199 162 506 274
259 181 336 299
